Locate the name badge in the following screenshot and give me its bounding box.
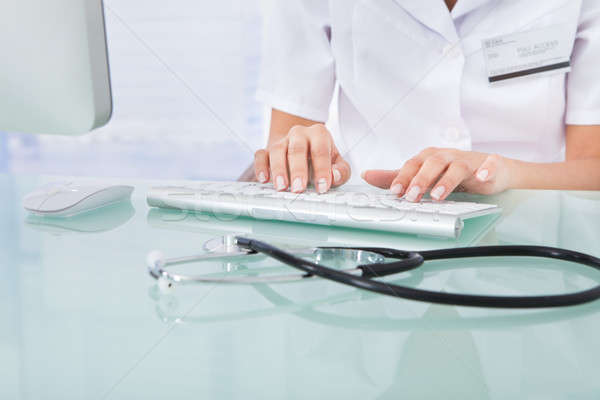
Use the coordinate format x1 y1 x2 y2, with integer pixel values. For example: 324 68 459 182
482 24 574 84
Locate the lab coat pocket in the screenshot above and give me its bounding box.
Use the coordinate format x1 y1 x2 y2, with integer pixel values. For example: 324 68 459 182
465 65 567 156
351 0 441 122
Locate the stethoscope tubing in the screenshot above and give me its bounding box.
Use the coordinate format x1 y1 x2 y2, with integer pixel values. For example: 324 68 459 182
235 237 600 309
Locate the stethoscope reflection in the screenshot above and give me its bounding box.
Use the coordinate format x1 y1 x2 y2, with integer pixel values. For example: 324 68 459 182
147 254 600 331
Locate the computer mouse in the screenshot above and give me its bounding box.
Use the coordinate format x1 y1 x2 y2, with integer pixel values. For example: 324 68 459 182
23 181 134 217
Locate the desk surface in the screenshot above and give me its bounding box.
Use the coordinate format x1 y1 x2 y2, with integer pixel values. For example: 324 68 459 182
2 174 600 399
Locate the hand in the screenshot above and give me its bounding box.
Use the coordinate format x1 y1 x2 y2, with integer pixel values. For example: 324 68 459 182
254 124 351 193
362 147 511 202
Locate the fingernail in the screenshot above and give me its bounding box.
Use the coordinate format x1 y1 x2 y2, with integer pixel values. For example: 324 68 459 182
258 172 266 183
291 177 303 193
276 176 286 191
430 185 445 200
317 178 328 194
405 186 420 202
332 167 342 184
477 169 489 181
360 171 366 180
390 184 403 195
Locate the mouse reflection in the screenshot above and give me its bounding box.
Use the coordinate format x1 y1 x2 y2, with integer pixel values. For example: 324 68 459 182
25 201 135 234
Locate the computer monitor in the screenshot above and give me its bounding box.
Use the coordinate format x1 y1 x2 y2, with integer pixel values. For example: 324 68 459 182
0 0 112 135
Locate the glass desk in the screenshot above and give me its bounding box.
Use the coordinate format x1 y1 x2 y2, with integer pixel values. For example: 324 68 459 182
2 173 600 399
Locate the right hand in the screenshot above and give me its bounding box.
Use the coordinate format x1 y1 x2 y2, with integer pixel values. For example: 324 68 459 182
254 124 351 193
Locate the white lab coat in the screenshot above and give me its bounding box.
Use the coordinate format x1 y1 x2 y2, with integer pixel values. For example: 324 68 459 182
257 0 600 182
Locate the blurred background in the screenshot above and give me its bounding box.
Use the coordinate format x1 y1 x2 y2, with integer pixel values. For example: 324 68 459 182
0 0 266 181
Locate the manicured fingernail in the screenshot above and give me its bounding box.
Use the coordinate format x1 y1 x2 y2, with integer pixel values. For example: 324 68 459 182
317 178 328 194
390 184 403 195
477 169 489 181
291 177 303 193
332 167 342 184
360 171 366 180
405 186 420 202
430 185 445 200
258 172 266 183
276 176 286 190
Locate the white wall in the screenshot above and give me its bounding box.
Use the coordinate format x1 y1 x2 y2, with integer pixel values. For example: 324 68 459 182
0 0 266 180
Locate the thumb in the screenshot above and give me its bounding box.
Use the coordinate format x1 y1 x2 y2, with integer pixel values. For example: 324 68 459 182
331 153 352 187
361 169 398 189
475 154 501 183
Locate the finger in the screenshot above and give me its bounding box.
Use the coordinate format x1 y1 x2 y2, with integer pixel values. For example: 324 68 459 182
254 149 269 183
387 157 424 197
361 169 398 189
331 151 351 187
430 160 472 201
268 139 289 191
287 131 309 193
308 127 333 193
405 153 453 202
475 154 500 182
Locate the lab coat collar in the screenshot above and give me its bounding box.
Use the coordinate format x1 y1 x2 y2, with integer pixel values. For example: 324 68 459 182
451 0 493 20
393 0 459 43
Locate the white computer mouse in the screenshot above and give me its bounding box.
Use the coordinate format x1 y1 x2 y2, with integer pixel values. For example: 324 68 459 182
23 181 134 217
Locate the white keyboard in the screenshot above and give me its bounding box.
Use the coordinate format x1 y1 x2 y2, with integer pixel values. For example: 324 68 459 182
146 182 501 239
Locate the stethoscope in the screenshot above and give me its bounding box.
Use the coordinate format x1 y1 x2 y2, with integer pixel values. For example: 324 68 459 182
146 235 600 309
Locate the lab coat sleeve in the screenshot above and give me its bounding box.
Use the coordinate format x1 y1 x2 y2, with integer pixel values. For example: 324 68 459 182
565 1 600 125
256 0 335 122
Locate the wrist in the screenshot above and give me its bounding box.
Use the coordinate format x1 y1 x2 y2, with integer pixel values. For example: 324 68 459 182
504 157 525 189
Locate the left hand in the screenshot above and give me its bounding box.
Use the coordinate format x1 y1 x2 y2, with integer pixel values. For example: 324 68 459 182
361 147 512 202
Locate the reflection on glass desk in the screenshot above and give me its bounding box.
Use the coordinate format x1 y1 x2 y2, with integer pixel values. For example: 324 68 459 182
25 201 135 234
146 206 500 250
2 174 600 399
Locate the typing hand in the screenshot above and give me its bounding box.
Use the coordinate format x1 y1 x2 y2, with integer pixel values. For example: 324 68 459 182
254 124 351 193
362 147 511 202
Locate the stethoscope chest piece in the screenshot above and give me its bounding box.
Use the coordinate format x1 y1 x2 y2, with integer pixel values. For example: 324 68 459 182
203 235 252 256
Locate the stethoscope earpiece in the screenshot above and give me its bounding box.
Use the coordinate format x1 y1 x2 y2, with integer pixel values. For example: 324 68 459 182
157 277 174 294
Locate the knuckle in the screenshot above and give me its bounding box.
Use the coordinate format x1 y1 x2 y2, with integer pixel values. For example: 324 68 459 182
269 163 285 172
288 125 305 136
310 135 331 154
428 153 449 166
287 141 307 155
451 159 470 172
310 145 331 158
254 149 266 159
309 123 328 134
403 157 421 170
270 141 286 153
421 146 438 155
290 163 308 173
